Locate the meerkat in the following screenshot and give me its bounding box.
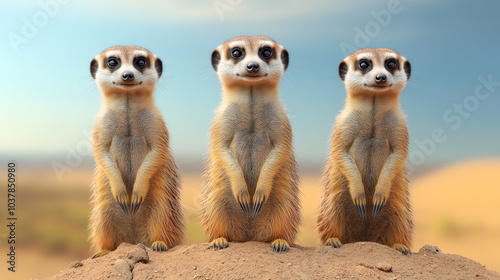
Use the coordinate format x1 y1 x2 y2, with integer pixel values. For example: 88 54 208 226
200 36 301 253
88 46 183 258
316 48 414 255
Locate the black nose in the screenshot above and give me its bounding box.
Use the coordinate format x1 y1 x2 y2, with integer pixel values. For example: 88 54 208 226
375 73 387 83
122 72 134 81
246 62 260 73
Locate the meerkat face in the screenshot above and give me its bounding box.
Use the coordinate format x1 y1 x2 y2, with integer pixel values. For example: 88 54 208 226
339 48 411 95
211 36 289 88
90 46 163 95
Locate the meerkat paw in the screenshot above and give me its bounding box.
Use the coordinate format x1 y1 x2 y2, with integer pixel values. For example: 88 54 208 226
91 250 111 259
211 238 229 250
251 191 266 218
392 243 412 255
114 190 129 215
352 194 367 219
130 191 144 216
151 241 168 252
325 238 342 248
235 191 251 217
271 239 289 253
372 194 387 218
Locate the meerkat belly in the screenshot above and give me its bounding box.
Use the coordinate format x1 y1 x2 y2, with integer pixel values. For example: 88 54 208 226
109 135 149 192
231 131 272 195
350 137 390 192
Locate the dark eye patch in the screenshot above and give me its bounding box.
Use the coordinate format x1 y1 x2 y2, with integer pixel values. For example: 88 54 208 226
259 47 275 63
385 58 399 73
228 47 245 63
105 57 121 73
356 59 372 74
134 56 150 73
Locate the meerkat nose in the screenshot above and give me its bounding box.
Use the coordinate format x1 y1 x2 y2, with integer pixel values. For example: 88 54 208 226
246 62 260 73
122 72 134 81
375 73 387 83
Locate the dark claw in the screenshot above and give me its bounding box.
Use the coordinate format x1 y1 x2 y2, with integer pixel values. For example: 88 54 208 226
361 204 366 219
218 243 221 250
272 244 276 252
284 245 288 252
133 199 142 216
355 201 366 219
119 201 128 215
212 243 215 250
223 243 226 249
279 244 283 253
252 198 265 218
373 200 385 218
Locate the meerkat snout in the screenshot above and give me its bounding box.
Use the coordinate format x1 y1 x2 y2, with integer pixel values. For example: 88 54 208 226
122 71 134 81
246 61 260 73
375 73 387 84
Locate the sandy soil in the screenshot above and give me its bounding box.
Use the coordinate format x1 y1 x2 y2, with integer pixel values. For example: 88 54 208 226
41 242 499 280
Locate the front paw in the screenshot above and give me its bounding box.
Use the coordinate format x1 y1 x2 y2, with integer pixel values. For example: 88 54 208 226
251 191 266 218
114 190 129 215
352 193 367 219
91 250 111 259
235 190 251 217
130 191 145 216
372 193 388 218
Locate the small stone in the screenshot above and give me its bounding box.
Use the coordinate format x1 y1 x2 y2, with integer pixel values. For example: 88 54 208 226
431 264 438 269
287 263 292 267
154 270 158 273
69 261 83 268
375 263 392 272
361 242 366 245
419 245 444 255
193 266 197 270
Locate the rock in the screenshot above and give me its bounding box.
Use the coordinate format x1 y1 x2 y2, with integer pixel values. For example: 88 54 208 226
115 259 132 280
69 261 83 268
127 244 150 263
419 245 444 255
376 263 392 272
193 266 197 270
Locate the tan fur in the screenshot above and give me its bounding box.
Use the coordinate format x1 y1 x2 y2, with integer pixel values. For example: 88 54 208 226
316 48 413 253
88 46 183 256
201 36 301 251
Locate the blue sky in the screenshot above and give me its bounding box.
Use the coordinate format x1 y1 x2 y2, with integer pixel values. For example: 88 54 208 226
1 0 499 170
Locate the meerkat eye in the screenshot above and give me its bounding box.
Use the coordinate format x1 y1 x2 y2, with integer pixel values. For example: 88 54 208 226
359 60 370 69
260 47 273 59
231 48 243 59
386 59 397 70
135 57 147 68
107 57 119 68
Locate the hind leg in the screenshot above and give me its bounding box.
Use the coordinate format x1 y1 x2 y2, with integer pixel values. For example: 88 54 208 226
201 168 249 250
141 170 184 252
253 166 301 253
90 177 131 258
380 175 413 255
317 171 353 248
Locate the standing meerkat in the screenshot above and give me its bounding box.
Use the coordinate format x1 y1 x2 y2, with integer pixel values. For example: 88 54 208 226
316 48 414 255
201 36 301 252
89 46 183 258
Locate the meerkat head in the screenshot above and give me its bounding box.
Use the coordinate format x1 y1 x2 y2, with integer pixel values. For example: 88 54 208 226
339 48 411 96
211 36 289 88
90 46 163 96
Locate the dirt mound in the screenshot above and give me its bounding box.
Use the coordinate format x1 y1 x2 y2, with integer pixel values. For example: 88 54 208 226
41 242 499 280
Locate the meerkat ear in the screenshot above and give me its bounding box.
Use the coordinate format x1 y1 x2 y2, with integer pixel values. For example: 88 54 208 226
155 57 163 78
211 50 221 71
403 60 411 81
339 61 348 81
281 49 289 71
90 59 98 79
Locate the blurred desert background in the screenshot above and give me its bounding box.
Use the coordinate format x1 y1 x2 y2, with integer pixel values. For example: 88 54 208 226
0 158 499 279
